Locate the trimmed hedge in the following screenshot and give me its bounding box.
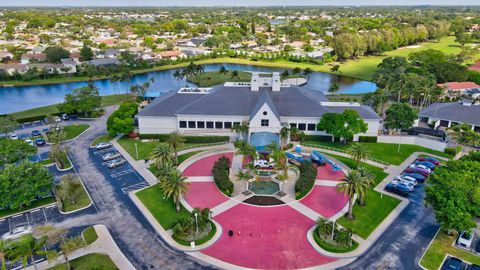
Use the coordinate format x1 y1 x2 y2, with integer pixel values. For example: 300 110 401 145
139 134 229 144
303 135 333 142
295 161 318 199
212 156 233 196
444 146 462 156
358 136 378 143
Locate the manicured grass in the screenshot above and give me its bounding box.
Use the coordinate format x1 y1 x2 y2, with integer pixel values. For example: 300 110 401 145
420 230 480 270
172 221 217 246
63 124 89 140
0 197 55 218
60 182 91 213
117 136 203 161
91 134 114 147
178 151 203 165
321 152 400 239
305 141 452 165
10 94 130 120
56 151 72 170
312 227 359 253
82 227 98 245
187 71 252 87
38 158 53 166
49 253 118 270
136 186 190 230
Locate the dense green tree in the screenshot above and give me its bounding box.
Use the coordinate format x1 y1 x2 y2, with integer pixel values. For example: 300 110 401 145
0 139 37 166
317 110 368 143
45 46 70 63
57 84 102 117
106 102 138 136
56 174 82 206
384 103 417 131
79 44 93 61
0 116 17 136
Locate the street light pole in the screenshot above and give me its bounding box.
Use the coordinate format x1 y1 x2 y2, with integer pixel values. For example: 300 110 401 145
331 219 336 240
194 213 199 235
135 142 138 159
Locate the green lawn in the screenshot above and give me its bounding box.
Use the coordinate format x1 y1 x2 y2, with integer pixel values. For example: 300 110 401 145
82 227 98 245
420 230 480 270
187 71 252 87
60 182 91 213
56 151 72 170
305 141 451 165
136 186 190 230
10 94 131 120
49 253 118 270
321 152 401 239
91 134 114 147
38 159 53 166
63 124 89 140
0 197 55 218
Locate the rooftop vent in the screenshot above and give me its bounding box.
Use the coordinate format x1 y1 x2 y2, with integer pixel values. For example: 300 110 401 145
178 87 211 94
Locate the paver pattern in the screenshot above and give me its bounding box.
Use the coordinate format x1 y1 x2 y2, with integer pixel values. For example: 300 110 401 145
183 153 234 176
184 182 230 209
300 186 349 219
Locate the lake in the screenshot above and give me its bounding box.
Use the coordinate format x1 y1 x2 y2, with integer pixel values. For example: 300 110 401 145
0 63 376 114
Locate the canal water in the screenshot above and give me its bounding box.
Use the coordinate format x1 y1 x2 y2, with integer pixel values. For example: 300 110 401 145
0 63 376 114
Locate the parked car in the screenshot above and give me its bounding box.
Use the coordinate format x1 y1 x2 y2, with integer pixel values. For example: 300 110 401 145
442 257 463 270
42 127 49 133
384 182 410 197
35 138 46 146
404 167 430 177
44 117 50 124
107 158 126 169
61 113 69 120
2 226 32 240
394 175 418 186
95 142 112 150
402 172 427 182
54 116 62 123
10 134 18 140
415 160 436 170
254 159 274 169
31 130 41 137
409 164 432 173
391 180 414 191
102 152 121 161
24 139 35 147
457 231 474 249
417 156 440 166
468 264 480 270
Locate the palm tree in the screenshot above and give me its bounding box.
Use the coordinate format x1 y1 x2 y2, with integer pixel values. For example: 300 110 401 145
280 70 290 80
346 143 371 168
57 236 85 269
336 170 369 220
328 82 340 95
158 170 189 212
195 64 205 76
231 123 249 140
231 70 240 80
219 65 228 75
166 132 185 165
150 144 174 166
279 126 290 148
356 167 375 206
330 64 341 85
0 240 9 270
56 174 82 206
302 67 313 88
316 217 334 238
8 234 47 270
172 69 184 89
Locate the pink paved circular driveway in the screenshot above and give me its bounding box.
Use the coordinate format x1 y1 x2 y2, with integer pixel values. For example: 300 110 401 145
316 164 345 181
300 186 349 219
202 203 336 269
182 152 234 176
184 182 229 209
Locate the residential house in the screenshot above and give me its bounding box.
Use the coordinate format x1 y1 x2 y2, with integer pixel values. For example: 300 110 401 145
87 58 121 67
419 100 480 132
159 50 184 60
21 53 46 64
0 51 13 62
0 64 30 76
437 82 480 97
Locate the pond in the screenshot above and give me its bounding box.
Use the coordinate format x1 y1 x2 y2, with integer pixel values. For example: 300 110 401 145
0 63 377 114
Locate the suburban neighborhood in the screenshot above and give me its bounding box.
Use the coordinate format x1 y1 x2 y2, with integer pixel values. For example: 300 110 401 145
0 4 479 270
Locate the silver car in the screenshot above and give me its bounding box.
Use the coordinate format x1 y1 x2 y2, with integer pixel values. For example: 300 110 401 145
107 158 126 168
95 142 112 150
102 152 121 161
2 225 32 240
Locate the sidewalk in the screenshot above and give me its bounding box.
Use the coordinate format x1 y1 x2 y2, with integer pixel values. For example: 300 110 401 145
30 225 135 270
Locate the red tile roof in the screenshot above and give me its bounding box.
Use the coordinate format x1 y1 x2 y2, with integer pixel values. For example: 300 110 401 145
437 82 480 91
468 61 480 72
159 50 182 58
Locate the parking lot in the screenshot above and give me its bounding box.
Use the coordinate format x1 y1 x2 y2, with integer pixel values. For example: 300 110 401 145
90 146 149 195
441 255 479 270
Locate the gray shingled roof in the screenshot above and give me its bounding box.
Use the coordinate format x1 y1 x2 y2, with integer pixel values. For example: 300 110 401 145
249 90 281 120
419 102 480 126
137 85 381 120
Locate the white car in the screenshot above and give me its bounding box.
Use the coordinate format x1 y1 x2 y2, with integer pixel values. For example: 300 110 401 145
457 231 474 248
254 159 274 169
54 116 62 123
24 139 35 147
391 180 414 191
394 175 418 186
95 142 112 150
10 134 18 140
2 225 32 240
409 164 431 173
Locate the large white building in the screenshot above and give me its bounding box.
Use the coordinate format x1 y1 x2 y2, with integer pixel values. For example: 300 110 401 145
136 72 381 148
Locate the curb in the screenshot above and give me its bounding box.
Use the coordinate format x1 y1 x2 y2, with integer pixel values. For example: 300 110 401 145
418 227 441 270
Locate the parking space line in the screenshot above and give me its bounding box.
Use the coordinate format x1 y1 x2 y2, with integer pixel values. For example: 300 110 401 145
121 181 150 194
30 209 40 213
42 208 48 222
26 213 30 226
8 218 11 231
12 214 23 219
46 205 56 209
111 168 135 178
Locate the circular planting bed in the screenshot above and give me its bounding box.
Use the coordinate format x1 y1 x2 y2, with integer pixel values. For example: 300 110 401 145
243 195 285 206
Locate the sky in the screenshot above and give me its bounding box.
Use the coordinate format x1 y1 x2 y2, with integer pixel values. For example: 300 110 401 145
1 0 480 6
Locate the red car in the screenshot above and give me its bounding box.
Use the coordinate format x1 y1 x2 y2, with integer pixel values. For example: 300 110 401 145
416 157 440 166
404 167 429 177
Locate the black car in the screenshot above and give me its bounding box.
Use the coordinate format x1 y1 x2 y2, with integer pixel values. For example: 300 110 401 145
442 257 463 270
35 138 46 146
384 182 409 197
31 130 41 137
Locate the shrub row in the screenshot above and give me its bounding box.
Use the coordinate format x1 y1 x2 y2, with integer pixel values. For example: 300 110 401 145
358 136 378 143
444 146 462 156
294 161 318 199
212 156 234 196
303 135 333 142
138 134 229 144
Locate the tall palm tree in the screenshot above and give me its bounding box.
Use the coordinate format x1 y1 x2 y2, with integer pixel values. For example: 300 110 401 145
172 69 184 89
150 144 174 167
166 132 185 165
154 161 177 183
302 67 313 88
0 239 9 270
356 167 375 206
58 236 85 270
279 126 290 147
231 123 249 140
330 64 341 85
346 143 371 168
219 65 228 75
231 70 240 80
328 82 340 95
8 234 47 270
158 170 190 212
336 170 369 220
